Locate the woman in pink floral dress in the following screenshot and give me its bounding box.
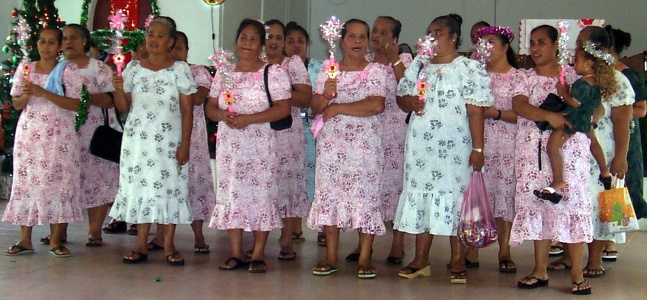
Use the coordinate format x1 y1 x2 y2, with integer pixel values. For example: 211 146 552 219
207 19 291 273
48 24 118 248
510 25 592 295
344 16 412 266
3 28 84 258
265 19 312 260
307 19 387 279
473 26 521 273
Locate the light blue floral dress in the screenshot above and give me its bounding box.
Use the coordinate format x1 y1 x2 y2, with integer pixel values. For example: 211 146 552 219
393 55 493 236
304 58 322 202
110 61 197 225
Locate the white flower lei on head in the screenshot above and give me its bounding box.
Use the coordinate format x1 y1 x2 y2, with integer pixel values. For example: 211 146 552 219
583 40 615 65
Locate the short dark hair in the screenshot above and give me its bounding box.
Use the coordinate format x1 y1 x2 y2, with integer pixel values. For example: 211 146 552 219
265 19 286 37
236 18 265 46
431 13 463 49
581 26 611 51
472 21 490 29
176 31 188 49
63 24 92 52
39 27 63 46
377 16 402 39
530 25 558 43
342 19 370 39
285 21 309 43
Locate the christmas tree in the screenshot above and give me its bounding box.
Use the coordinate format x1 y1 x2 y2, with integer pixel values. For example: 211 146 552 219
1 0 65 174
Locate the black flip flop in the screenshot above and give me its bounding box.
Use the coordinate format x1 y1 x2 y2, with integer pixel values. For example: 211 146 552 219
218 257 247 270
248 260 266 273
533 187 562 204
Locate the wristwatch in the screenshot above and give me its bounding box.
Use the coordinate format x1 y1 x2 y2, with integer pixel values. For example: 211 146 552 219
472 148 483 153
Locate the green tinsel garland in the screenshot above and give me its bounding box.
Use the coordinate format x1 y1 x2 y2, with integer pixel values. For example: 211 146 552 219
75 85 90 131
80 0 91 27
91 29 144 53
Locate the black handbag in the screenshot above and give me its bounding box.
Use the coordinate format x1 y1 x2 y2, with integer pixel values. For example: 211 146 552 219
89 109 124 163
263 64 292 131
535 93 567 131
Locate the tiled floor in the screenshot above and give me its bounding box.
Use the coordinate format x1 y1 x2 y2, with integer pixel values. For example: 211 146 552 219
0 200 645 300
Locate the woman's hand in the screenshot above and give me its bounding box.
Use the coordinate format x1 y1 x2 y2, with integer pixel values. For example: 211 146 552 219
176 142 190 165
227 113 252 129
545 111 572 131
469 151 485 171
22 81 46 98
555 81 570 99
610 156 628 179
322 104 339 121
410 97 425 116
112 71 124 91
324 78 337 99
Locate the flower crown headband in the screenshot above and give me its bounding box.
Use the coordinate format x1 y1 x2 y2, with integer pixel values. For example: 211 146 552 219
583 40 615 65
476 26 515 42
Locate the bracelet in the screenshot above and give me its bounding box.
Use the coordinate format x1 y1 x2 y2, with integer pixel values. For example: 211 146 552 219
494 109 502 121
472 148 483 153
392 59 402 67
323 93 333 101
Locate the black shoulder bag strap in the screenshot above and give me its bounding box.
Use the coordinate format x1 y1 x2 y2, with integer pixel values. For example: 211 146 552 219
263 64 273 107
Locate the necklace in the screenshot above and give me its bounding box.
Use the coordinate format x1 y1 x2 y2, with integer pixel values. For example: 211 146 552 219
435 64 448 75
582 74 596 79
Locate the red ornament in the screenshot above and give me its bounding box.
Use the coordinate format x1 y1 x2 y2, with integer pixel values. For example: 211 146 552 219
11 11 18 18
3 102 9 109
3 112 10 119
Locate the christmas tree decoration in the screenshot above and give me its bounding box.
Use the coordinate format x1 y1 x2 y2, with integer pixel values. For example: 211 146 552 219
1 0 65 174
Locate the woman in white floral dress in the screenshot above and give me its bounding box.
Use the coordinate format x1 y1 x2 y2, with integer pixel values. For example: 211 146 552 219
3 28 84 258
307 19 388 279
394 14 493 284
206 19 291 273
147 31 216 254
110 16 196 266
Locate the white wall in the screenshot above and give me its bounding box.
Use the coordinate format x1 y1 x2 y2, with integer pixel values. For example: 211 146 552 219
307 0 646 61
54 0 221 66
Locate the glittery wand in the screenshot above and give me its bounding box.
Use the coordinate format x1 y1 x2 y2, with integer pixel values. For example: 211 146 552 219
320 16 344 80
557 20 570 85
109 10 127 76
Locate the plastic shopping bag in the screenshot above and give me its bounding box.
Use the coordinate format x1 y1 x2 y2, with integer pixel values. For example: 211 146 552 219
599 179 640 234
458 172 498 248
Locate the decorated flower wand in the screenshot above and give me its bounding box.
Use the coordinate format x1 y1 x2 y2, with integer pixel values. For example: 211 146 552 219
320 16 344 81
209 49 235 113
471 38 493 67
557 20 570 86
414 35 438 114
109 10 127 77
16 17 31 81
